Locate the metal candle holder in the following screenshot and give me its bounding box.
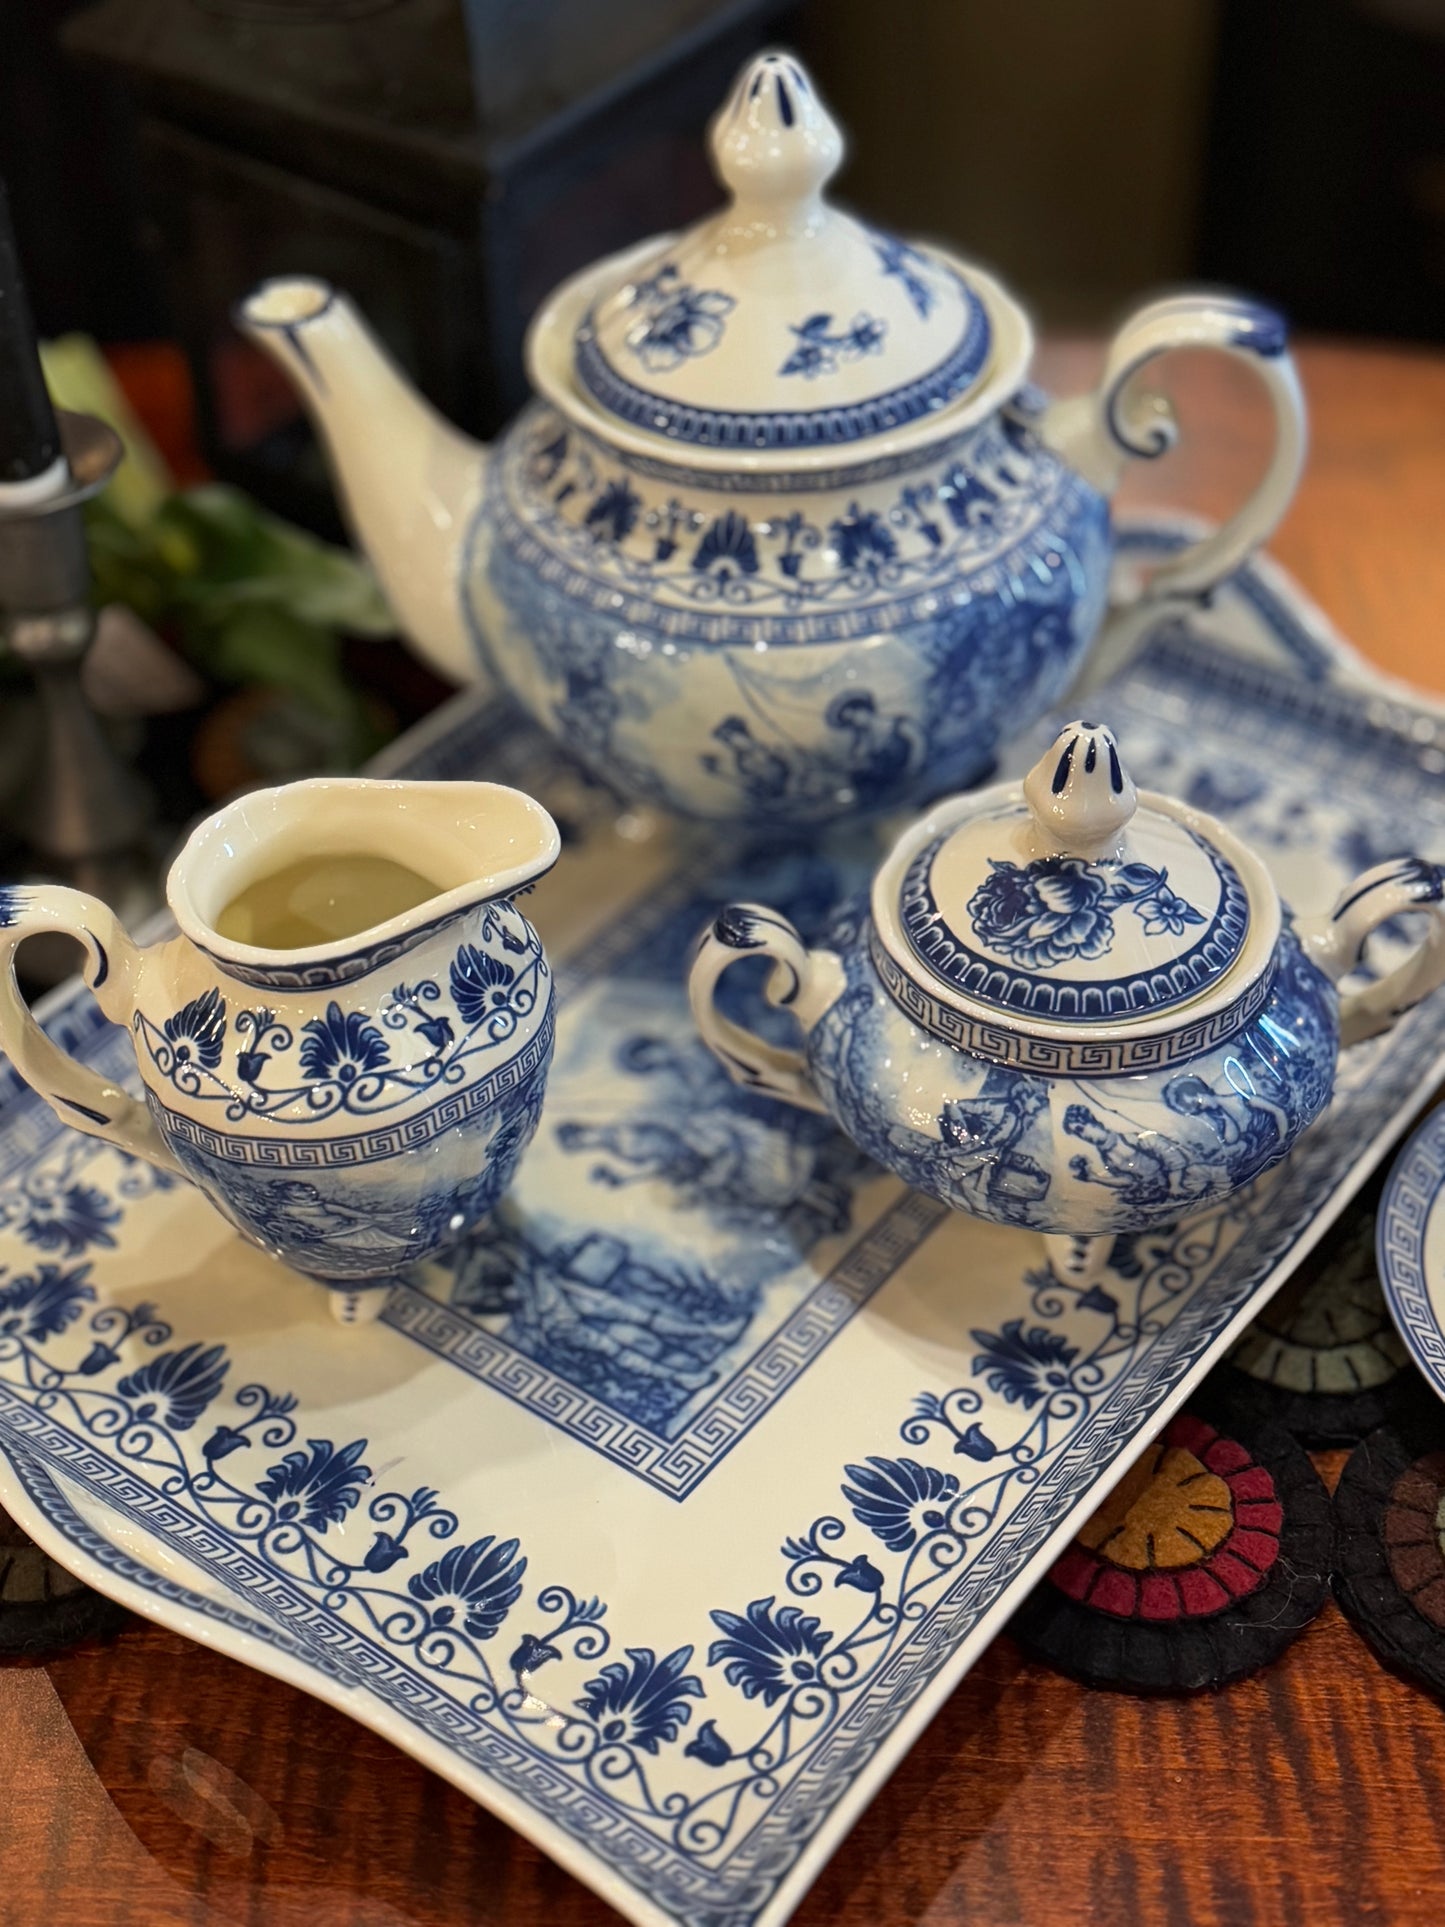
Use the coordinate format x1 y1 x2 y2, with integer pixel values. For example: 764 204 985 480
0 409 154 877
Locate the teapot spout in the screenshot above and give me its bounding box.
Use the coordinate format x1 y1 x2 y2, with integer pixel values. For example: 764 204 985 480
238 278 483 686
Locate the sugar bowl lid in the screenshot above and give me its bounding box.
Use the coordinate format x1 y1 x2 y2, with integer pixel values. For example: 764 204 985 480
873 721 1284 1062
569 52 1004 455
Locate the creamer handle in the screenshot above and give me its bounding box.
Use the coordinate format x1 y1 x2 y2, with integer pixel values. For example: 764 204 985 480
1297 857 1445 1048
0 886 181 1172
688 904 836 1113
1041 295 1306 601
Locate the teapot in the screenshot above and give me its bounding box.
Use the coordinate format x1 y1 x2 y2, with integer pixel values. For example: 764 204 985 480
238 52 1306 828
0 779 560 1322
688 721 1445 1281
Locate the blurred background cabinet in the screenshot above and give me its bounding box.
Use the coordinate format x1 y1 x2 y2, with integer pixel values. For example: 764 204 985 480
2 0 1442 531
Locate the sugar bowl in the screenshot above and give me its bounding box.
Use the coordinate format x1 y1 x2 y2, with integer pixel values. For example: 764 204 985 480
689 720 1445 1277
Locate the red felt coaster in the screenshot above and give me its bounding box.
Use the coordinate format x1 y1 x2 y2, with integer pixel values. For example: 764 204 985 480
1332 1400 1445 1701
1011 1390 1331 1694
1212 1179 1420 1447
0 1508 127 1657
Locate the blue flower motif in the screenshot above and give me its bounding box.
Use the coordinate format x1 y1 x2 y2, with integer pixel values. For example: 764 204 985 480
510 1630 562 1675
415 1013 454 1052
0 1262 95 1341
954 1422 999 1462
575 1644 704 1754
779 312 887 378
968 857 1114 970
16 1183 120 1257
117 1340 228 1429
449 946 517 1029
584 479 642 545
707 1597 831 1705
298 1002 389 1085
627 265 736 371
971 1319 1078 1408
842 1456 961 1552
873 235 936 319
163 988 227 1071
408 1534 526 1639
829 504 897 571
692 511 759 578
257 1436 371 1529
201 1423 250 1463
835 1554 884 1593
363 1531 409 1573
1138 877 1207 939
684 1717 733 1766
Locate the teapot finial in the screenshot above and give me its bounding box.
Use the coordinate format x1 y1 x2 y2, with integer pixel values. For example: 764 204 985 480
1024 720 1138 859
710 52 843 225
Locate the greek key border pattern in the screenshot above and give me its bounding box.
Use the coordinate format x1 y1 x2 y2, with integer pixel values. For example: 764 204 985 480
870 923 1275 1074
385 1189 946 1502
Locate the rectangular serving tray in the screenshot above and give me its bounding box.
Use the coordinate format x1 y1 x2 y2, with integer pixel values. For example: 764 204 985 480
1 525 1443 1927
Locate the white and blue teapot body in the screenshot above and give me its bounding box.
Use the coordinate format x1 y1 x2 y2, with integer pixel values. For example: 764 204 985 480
690 722 1445 1278
239 52 1306 828
0 779 560 1321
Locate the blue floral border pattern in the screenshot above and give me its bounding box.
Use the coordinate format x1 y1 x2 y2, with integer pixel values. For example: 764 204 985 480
0 1113 1433 1927
1376 1111 1445 1400
482 402 1088 651
573 275 991 451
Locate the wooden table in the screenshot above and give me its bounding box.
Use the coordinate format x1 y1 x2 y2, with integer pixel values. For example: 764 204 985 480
6 340 1445 1927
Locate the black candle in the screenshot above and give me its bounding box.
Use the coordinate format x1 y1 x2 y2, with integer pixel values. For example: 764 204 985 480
0 176 62 487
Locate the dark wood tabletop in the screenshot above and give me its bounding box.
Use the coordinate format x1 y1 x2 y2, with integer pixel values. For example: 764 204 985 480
5 338 1445 1927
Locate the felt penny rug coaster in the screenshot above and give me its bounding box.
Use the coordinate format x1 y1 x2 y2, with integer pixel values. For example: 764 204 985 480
1209 1179 1420 1446
1332 1396 1445 1702
0 1506 127 1656
1010 1385 1332 1694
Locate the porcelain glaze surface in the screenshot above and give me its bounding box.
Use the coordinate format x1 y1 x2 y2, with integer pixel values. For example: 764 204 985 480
2 538 1445 1927
691 711 1445 1246
469 396 1111 820
238 52 1307 825
0 782 560 1307
1377 1107 1445 1405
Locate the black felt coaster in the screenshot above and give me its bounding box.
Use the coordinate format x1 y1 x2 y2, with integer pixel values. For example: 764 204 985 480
1211 1178 1420 1447
0 1508 127 1656
1011 1383 1331 1695
1332 1395 1445 1701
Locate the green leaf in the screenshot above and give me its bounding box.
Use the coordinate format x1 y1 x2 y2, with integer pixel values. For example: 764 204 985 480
209 605 351 722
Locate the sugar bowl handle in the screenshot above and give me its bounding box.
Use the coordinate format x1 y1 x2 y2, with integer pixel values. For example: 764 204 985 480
0 885 181 1172
688 904 837 1114
1044 295 1307 602
1299 858 1445 1048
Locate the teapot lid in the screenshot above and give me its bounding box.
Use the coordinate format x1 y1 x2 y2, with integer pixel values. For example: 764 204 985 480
570 53 998 454
885 722 1265 1030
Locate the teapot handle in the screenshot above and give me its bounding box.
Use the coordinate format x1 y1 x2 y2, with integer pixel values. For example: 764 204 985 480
688 904 832 1114
1298 857 1445 1048
1044 295 1307 602
0 886 182 1173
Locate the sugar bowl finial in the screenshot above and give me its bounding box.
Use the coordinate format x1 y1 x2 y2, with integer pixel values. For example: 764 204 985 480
1023 720 1138 859
710 52 843 222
